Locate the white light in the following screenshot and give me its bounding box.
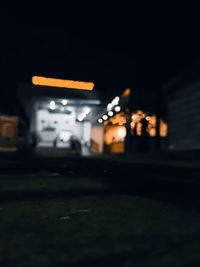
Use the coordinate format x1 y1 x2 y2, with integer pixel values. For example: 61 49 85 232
112 96 120 106
132 115 137 120
84 107 90 114
78 113 86 122
108 111 114 116
102 115 108 120
49 100 56 110
117 127 126 138
107 103 113 111
98 118 103 123
62 99 68 105
115 106 121 112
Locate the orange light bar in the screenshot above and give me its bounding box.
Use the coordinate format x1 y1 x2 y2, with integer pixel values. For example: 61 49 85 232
32 76 94 91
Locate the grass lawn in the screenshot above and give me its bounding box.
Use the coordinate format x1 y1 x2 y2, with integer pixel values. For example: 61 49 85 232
0 172 200 266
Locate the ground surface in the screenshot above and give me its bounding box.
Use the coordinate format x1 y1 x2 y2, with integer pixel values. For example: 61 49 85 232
0 154 200 266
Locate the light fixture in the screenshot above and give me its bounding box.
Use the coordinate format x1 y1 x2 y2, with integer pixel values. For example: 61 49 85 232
49 100 56 110
114 106 121 112
84 107 90 114
108 111 114 116
102 115 108 120
32 76 94 91
78 113 86 122
112 96 120 106
107 103 113 111
62 99 68 105
98 118 103 123
132 115 137 120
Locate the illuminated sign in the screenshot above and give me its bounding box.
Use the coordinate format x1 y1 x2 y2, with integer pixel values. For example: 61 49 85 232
32 76 94 91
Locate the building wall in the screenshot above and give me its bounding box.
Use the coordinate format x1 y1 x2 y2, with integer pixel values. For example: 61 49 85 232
167 81 200 150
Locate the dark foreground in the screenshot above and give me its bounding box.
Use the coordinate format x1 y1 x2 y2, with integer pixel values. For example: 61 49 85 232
0 154 200 266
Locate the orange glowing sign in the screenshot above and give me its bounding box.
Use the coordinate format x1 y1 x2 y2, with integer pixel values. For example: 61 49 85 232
32 76 94 91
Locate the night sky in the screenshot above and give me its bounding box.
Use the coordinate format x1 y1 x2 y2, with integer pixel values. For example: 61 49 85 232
1 4 200 102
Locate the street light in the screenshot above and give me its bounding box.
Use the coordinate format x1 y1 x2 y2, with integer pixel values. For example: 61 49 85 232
114 106 121 112
102 115 108 120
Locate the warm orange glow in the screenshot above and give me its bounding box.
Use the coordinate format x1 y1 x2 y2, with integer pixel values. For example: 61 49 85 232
121 88 131 98
147 115 157 136
104 125 127 145
32 76 94 91
160 119 168 137
110 112 126 125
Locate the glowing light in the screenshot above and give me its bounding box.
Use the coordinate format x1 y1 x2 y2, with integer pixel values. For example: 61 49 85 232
32 76 94 91
49 100 56 110
114 106 121 112
77 107 90 122
117 127 126 138
112 96 120 106
122 88 131 98
130 122 135 128
62 99 68 105
108 111 114 116
98 118 103 123
132 115 137 120
107 103 113 111
84 107 90 114
78 113 86 122
102 115 108 120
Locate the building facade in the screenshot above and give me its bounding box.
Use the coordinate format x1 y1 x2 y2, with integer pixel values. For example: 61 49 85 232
17 78 102 156
163 65 200 155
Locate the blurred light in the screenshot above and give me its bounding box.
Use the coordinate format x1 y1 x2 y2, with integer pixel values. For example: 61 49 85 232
146 116 151 121
98 118 103 123
49 100 56 110
32 76 94 91
78 113 86 122
84 107 90 114
114 106 121 112
112 96 120 106
62 99 68 105
117 127 126 138
107 103 113 111
108 111 114 116
102 115 108 120
122 88 131 98
132 115 137 120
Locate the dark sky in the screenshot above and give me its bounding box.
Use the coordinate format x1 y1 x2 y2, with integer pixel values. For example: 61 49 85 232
2 4 200 101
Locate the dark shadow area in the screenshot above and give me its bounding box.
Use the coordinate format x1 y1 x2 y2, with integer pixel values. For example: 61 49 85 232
0 188 117 204
1 156 200 210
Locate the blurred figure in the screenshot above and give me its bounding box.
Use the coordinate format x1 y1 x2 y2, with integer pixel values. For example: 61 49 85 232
140 118 149 153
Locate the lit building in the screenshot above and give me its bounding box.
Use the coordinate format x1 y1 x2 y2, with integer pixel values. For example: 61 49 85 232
17 77 102 156
92 88 168 154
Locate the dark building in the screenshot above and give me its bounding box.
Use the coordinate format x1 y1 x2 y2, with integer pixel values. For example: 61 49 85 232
163 64 200 156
